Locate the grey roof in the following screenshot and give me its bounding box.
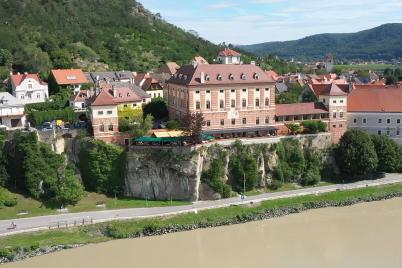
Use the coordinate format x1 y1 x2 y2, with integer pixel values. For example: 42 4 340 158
0 92 24 107
275 82 288 93
86 71 135 84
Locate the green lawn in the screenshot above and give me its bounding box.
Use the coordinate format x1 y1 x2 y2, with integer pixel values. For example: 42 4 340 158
335 64 401 71
0 189 190 220
2 182 402 257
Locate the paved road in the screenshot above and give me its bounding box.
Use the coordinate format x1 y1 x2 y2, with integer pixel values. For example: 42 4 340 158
1 174 402 237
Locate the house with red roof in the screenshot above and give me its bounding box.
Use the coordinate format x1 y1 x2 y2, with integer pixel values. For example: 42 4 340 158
134 73 164 99
218 48 242 65
51 69 88 92
9 72 48 104
347 85 402 145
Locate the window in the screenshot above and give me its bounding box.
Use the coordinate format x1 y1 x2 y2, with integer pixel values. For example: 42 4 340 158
21 94 25 100
220 100 224 109
206 120 211 127
107 111 113 115
196 101 200 110
206 100 211 109
265 117 269 124
220 90 224 93
340 100 344 103
397 130 400 136
36 93 41 99
378 119 382 124
108 124 114 131
265 88 269 91
323 98 326 103
206 90 211 94
28 84 32 89
332 125 336 128
99 125 105 132
378 130 382 135
231 89 235 93
340 112 344 118
387 130 390 136
231 99 236 108
27 93 32 99
387 119 391 124
265 98 270 106
256 88 260 92
133 104 137 107
339 124 343 128
242 118 247 125
231 119 236 125
196 90 200 94
256 118 260 125
353 118 357 124
220 119 225 126
242 99 247 108
242 89 247 92
255 99 260 107
333 100 337 104
398 119 401 124
124 104 128 108
333 112 337 119
363 118 367 124
217 74 222 81
98 111 104 115
143 99 146 103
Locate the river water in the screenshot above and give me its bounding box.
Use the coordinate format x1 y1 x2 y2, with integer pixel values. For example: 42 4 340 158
5 198 402 268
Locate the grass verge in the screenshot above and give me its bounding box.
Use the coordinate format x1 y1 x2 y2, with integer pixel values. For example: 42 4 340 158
2 182 402 262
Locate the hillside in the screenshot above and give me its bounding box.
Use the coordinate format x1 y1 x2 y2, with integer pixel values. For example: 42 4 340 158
0 0 220 77
239 24 402 62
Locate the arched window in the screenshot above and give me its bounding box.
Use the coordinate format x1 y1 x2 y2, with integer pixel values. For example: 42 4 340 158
217 74 222 81
99 125 105 132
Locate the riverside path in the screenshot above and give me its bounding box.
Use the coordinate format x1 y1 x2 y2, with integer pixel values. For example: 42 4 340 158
1 174 402 236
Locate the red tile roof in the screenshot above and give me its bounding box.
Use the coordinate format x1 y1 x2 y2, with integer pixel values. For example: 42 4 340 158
10 73 46 87
276 102 329 117
51 69 88 85
111 87 142 103
90 89 116 106
348 86 402 113
218 49 241 57
168 64 274 86
309 83 349 97
265 70 279 81
70 90 90 102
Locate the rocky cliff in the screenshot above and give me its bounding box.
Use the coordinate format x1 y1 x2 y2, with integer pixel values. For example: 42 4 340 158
124 134 333 201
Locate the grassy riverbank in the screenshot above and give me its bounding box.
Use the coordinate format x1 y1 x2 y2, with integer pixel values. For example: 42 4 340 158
2 182 402 262
0 189 190 220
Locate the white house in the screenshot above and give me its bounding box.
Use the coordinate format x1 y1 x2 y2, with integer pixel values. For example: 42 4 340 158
0 92 26 129
217 49 242 65
9 73 48 104
70 90 90 112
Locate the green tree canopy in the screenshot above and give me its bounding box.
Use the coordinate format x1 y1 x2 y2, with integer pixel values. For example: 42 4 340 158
371 135 402 173
335 129 378 179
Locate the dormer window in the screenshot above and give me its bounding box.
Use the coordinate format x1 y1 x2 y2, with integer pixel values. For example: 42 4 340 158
253 73 259 80
205 74 210 81
241 73 246 80
217 74 222 81
229 74 234 80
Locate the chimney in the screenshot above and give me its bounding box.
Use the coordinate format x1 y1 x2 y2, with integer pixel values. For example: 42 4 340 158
250 61 256 65
112 85 117 97
17 72 20 75
24 72 28 75
9 72 12 76
200 72 205 84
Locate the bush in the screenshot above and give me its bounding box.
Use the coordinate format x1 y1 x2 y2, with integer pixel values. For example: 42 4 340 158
166 120 180 130
301 120 327 134
201 159 231 198
229 151 259 193
3 198 17 207
269 179 283 190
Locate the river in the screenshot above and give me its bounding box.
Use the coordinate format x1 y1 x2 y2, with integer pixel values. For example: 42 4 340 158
5 198 402 268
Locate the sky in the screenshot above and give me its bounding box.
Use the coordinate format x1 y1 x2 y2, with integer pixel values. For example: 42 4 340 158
138 0 402 45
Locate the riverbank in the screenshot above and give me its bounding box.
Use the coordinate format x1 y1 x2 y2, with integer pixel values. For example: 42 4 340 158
2 182 402 264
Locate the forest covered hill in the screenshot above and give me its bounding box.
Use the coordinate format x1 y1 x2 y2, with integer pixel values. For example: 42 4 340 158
0 0 221 78
239 24 402 62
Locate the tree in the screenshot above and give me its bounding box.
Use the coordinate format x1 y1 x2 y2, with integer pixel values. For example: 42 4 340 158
14 45 52 73
386 76 397 85
54 168 84 206
0 49 12 67
0 131 9 186
166 120 180 130
143 98 168 120
132 114 154 137
182 112 205 144
229 154 258 193
371 135 402 173
335 129 378 179
285 123 302 135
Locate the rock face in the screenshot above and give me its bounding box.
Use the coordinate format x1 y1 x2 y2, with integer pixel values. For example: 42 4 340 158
125 148 202 201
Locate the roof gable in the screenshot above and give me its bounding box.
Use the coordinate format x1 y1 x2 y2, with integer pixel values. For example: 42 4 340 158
90 89 115 106
51 69 88 85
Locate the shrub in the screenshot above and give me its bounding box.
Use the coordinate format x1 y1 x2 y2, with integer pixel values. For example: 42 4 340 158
4 198 17 207
201 159 232 198
166 120 180 130
269 179 283 190
301 120 327 134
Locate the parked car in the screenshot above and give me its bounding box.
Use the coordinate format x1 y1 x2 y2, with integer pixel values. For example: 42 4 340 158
41 122 53 131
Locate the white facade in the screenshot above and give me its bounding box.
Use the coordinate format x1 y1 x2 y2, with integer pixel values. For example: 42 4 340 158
89 105 118 121
0 92 26 129
348 112 402 145
218 55 241 65
147 90 164 99
11 77 48 104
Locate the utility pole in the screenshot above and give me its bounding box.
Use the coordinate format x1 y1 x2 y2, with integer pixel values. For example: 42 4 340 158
243 172 246 199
